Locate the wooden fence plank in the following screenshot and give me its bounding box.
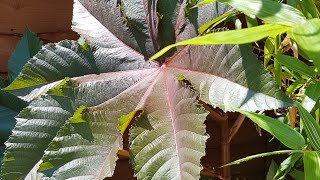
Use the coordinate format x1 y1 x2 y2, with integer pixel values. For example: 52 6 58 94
0 0 78 73
0 0 73 34
0 32 78 73
0 35 20 72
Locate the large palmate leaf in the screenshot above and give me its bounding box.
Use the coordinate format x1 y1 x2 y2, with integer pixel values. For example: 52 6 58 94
1 0 293 179
166 45 292 111
129 73 208 179
4 40 98 90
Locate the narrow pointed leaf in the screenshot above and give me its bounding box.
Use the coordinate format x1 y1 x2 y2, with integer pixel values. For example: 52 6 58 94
196 0 217 7
151 24 290 60
264 37 275 67
296 102 320 151
301 80 320 112
298 0 319 19
273 54 316 77
8 28 42 82
222 150 302 167
274 153 302 179
288 169 304 180
286 78 305 95
232 107 305 150
130 73 208 179
266 160 279 180
303 151 320 180
198 11 237 34
217 0 306 26
289 19 320 71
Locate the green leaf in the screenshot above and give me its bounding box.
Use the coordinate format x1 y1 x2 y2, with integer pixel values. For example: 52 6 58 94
73 0 158 58
196 0 217 7
288 169 305 180
172 45 292 111
273 54 316 77
129 76 209 179
289 19 320 72
0 146 5 169
171 0 232 43
266 160 279 180
198 11 237 34
47 78 72 97
39 106 122 178
273 35 282 87
287 0 298 8
298 0 319 19
4 40 98 90
36 68 159 178
296 102 320 151
245 14 257 28
0 90 28 112
217 0 306 26
167 45 293 112
0 90 29 144
274 153 302 179
8 28 42 83
68 105 87 123
0 95 75 180
118 109 142 134
0 106 17 145
303 151 320 180
286 78 305 95
232 107 305 150
264 37 275 67
150 24 290 60
301 80 320 112
222 150 302 167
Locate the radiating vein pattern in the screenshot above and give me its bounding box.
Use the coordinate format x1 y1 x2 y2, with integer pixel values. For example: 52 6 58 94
167 44 292 111
39 110 123 179
37 68 160 179
130 71 208 180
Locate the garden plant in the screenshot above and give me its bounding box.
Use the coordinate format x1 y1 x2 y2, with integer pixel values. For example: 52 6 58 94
0 0 320 179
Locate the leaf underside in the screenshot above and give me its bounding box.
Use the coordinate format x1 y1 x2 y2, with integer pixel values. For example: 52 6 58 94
1 0 292 179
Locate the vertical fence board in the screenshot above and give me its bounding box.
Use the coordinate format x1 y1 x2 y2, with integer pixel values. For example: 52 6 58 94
0 0 78 73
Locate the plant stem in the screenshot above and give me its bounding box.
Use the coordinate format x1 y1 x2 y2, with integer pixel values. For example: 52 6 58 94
274 34 282 87
228 114 246 143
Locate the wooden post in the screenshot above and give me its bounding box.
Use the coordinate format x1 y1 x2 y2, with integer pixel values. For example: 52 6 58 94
221 118 230 179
